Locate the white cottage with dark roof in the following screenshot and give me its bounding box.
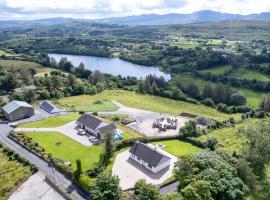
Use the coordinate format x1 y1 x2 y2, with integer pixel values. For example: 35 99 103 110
129 141 171 173
77 113 117 140
2 100 34 121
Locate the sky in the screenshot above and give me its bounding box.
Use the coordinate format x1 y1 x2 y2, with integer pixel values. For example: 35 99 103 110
1 0 270 20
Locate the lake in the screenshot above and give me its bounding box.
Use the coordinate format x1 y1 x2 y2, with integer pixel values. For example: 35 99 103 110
49 54 171 81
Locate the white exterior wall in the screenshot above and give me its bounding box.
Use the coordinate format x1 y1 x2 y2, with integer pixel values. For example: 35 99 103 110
129 153 170 173
151 159 171 173
77 122 98 136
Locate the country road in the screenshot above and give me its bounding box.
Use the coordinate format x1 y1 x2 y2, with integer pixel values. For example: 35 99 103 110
0 124 91 200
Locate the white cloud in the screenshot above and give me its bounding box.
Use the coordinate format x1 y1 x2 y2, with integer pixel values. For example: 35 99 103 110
0 0 270 20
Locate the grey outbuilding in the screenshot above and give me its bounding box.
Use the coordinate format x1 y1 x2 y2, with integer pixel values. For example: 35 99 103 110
2 100 34 121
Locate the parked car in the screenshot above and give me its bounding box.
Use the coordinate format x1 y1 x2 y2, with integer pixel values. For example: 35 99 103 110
78 128 86 135
10 123 17 128
89 136 99 144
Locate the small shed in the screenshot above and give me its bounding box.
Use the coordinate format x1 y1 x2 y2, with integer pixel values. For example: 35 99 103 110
2 100 34 121
40 101 59 114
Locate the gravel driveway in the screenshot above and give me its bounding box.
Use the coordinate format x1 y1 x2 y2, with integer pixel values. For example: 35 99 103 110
112 144 177 190
102 100 190 137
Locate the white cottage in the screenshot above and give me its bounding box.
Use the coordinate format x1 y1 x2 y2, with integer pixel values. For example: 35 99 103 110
77 113 117 140
129 141 171 173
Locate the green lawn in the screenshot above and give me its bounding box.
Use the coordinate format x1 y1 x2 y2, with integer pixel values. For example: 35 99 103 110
60 90 240 121
0 151 31 200
230 68 270 82
152 140 201 157
0 49 13 56
0 60 52 74
201 65 231 75
172 39 198 49
26 131 103 172
19 114 80 128
55 98 118 112
195 119 260 153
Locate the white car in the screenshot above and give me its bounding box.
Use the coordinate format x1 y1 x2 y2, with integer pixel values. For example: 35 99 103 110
78 129 86 135
89 136 99 144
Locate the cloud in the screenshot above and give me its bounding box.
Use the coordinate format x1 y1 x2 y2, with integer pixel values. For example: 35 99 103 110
0 0 270 20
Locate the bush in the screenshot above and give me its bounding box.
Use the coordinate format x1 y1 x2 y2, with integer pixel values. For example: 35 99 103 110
179 120 203 137
88 166 104 178
204 137 218 151
201 98 215 107
230 92 247 106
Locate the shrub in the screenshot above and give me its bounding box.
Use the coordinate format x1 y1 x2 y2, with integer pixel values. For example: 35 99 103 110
230 92 247 106
88 166 104 178
201 98 215 107
179 120 203 137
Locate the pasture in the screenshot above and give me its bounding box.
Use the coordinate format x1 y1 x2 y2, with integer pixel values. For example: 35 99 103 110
0 151 31 200
0 60 52 75
196 119 260 153
55 98 118 112
56 90 240 121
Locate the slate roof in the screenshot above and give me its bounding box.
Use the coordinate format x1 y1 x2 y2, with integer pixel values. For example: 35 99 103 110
129 141 171 168
77 113 116 133
40 101 59 113
2 100 33 114
98 123 117 135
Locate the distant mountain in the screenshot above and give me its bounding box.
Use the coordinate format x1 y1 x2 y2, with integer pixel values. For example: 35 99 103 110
1 10 270 28
0 17 84 28
95 10 270 25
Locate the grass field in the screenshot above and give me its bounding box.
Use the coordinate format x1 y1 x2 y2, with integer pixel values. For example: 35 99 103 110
0 49 13 56
58 90 240 121
26 131 103 172
201 65 231 75
55 98 118 112
0 60 52 75
196 119 260 153
231 68 270 82
116 124 142 140
0 151 31 200
171 74 264 107
19 114 80 128
151 140 201 157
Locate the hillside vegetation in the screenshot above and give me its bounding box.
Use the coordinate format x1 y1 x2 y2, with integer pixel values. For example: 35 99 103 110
56 90 240 121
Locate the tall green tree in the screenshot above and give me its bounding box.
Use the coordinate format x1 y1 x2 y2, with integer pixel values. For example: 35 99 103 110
202 82 213 99
134 180 161 200
240 120 270 178
100 132 114 166
174 151 249 200
74 159 82 180
89 173 122 200
259 94 270 112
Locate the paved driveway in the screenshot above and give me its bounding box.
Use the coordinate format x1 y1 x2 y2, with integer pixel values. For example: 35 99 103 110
112 144 177 190
101 100 190 137
15 121 93 147
9 171 65 200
